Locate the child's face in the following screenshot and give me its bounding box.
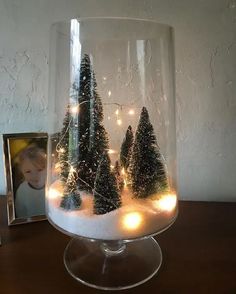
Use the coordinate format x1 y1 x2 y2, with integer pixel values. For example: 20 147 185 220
21 158 46 189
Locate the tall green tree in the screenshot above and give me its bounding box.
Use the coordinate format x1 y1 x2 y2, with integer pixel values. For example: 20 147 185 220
120 125 134 171
75 54 109 191
94 152 121 215
129 107 169 199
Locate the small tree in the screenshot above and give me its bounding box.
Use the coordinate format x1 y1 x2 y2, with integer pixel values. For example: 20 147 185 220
120 125 134 171
60 167 81 210
60 191 82 210
129 107 169 199
94 152 121 215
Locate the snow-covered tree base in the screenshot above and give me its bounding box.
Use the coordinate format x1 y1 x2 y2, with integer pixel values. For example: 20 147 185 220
60 192 81 210
47 181 177 240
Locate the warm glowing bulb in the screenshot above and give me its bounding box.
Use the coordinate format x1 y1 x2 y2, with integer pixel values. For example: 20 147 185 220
128 109 135 115
110 165 114 170
59 148 65 153
123 212 142 230
55 163 61 171
69 166 76 173
103 76 107 81
155 194 177 212
48 188 60 199
121 168 127 187
108 149 116 154
71 105 79 114
108 90 112 97
115 109 119 115
107 116 111 120
117 119 122 126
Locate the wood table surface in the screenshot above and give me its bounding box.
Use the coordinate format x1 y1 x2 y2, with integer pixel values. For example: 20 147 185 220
0 196 236 294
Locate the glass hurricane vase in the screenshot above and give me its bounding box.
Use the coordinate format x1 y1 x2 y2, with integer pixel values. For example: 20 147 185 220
46 17 177 290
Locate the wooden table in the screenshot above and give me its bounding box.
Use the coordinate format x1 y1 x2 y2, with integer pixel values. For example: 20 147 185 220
1 196 236 294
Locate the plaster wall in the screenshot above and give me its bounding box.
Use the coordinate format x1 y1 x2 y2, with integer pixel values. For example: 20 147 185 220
0 0 235 201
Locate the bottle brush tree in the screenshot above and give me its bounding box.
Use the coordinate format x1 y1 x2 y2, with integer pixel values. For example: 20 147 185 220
94 152 121 215
60 167 82 210
129 107 169 199
74 54 109 191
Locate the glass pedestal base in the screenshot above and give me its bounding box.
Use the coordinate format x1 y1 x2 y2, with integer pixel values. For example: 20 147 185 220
64 236 162 290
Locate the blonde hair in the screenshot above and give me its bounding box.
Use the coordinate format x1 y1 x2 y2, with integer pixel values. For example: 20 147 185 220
18 145 46 170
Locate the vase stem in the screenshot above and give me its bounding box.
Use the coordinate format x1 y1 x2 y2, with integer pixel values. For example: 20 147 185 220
101 240 126 256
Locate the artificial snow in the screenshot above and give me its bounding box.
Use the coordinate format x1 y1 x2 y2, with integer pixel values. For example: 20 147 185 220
47 181 177 240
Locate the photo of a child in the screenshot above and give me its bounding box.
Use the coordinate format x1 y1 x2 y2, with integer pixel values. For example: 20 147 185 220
15 146 47 218
3 133 47 225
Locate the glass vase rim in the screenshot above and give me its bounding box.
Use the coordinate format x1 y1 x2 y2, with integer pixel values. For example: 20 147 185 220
51 16 174 30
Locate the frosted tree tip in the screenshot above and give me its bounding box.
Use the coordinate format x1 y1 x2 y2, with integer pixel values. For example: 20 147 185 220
83 53 91 62
141 106 148 114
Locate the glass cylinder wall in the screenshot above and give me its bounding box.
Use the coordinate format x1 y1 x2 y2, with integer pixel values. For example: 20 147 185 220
46 18 177 240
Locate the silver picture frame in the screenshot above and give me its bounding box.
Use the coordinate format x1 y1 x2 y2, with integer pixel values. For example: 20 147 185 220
3 133 48 225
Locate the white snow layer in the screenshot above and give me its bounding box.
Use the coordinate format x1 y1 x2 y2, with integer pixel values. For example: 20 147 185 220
47 182 177 240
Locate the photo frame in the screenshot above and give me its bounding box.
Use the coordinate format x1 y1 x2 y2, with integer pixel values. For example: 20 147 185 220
3 133 48 225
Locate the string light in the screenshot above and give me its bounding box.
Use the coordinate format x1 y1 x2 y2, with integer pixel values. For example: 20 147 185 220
121 168 128 187
54 163 61 171
123 212 142 230
117 119 122 126
114 108 122 125
48 188 60 200
154 193 177 212
69 166 76 173
59 148 65 153
128 109 135 115
108 149 117 154
71 105 79 114
108 90 111 97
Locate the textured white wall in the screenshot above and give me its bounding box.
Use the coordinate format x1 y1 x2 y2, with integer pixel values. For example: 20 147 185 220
0 0 235 201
